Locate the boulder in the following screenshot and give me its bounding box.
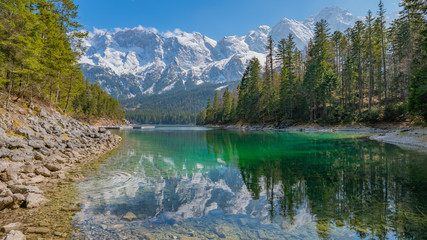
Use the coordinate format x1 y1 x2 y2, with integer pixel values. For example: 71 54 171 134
15 127 34 139
35 167 51 177
20 165 36 174
25 193 47 208
0 162 9 172
0 182 8 194
3 230 26 240
39 109 48 118
33 152 44 161
0 148 11 158
39 147 51 156
28 140 45 149
5 168 18 182
11 151 31 162
0 196 13 210
44 162 62 172
2 222 23 233
10 185 43 195
11 194 25 209
44 140 56 149
7 136 26 149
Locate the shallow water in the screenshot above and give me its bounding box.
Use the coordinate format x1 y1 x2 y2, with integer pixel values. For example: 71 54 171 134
72 127 427 240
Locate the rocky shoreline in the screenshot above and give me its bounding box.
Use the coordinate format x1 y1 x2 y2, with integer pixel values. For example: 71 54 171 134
0 102 122 239
219 124 427 150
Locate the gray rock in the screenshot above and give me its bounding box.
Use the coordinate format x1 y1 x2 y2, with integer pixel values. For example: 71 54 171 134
0 148 11 158
0 182 7 194
44 140 56 149
15 127 34 139
10 185 42 194
11 151 31 162
28 140 45 149
27 175 45 184
54 171 66 179
20 165 36 174
53 155 66 164
39 147 51 156
3 230 26 240
5 168 18 182
11 194 25 209
35 167 51 177
44 162 61 172
25 193 47 208
2 222 23 233
6 136 26 149
39 109 48 118
0 162 8 172
98 127 106 133
0 196 13 210
33 152 44 161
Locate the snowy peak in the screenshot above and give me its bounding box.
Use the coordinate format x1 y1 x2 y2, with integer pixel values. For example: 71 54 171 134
244 25 271 52
80 7 371 100
303 6 359 32
270 17 314 50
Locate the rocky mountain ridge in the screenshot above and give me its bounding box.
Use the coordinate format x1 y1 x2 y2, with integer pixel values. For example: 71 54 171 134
80 6 362 100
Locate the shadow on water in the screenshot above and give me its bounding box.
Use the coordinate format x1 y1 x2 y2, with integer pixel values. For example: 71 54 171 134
72 128 427 240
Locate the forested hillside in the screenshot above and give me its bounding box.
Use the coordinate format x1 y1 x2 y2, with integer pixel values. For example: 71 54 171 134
198 0 426 126
125 82 238 124
0 0 123 120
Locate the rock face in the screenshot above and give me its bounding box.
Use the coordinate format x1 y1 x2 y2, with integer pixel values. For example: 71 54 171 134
0 103 122 215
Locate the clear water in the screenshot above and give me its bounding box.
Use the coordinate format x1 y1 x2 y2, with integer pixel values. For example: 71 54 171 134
72 127 427 240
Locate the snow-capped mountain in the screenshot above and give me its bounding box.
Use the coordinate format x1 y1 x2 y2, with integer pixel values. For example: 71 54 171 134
80 6 360 100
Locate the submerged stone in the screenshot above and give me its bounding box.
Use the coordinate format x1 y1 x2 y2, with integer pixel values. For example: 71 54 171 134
123 212 137 221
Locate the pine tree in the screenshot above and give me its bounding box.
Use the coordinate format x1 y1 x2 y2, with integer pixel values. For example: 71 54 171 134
378 0 388 110
351 21 365 114
222 87 232 123
366 10 375 112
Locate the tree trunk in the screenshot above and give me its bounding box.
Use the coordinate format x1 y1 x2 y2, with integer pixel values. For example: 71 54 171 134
64 76 73 112
381 31 387 110
6 71 14 110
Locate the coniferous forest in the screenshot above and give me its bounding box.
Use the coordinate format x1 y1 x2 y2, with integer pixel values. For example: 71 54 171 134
198 0 426 126
0 0 124 120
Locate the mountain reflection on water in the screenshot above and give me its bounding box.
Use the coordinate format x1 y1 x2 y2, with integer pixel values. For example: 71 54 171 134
72 128 427 240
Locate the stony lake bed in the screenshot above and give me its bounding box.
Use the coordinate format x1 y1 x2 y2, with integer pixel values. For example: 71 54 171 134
3 126 422 240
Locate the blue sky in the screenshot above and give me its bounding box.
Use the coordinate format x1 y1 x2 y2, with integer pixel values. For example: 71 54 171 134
74 0 401 40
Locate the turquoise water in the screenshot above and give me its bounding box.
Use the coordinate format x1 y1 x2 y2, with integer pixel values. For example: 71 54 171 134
72 127 427 240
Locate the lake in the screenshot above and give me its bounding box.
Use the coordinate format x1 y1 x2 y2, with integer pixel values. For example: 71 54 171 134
71 127 427 240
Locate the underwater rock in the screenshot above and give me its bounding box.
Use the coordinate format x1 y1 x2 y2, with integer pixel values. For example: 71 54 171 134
123 212 137 221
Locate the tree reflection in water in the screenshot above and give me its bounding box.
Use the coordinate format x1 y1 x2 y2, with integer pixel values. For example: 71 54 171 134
205 130 427 239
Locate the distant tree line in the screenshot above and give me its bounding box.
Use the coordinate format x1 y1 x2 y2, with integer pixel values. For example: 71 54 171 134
0 0 123 120
198 0 426 125
126 109 196 124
